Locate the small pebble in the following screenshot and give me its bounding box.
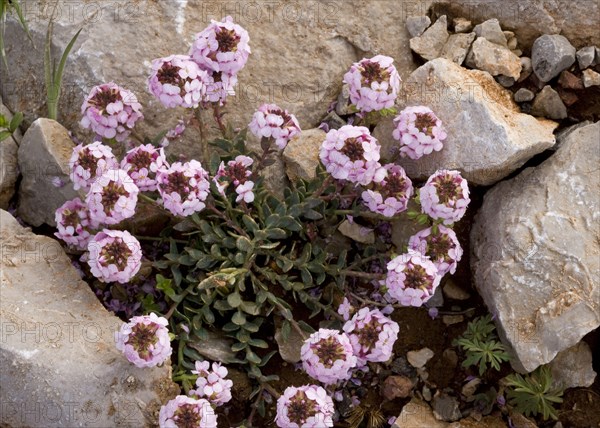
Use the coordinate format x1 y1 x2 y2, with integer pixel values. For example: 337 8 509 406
576 46 596 70
443 315 464 325
514 88 535 103
582 69 600 87
517 57 533 82
496 75 515 87
461 377 481 397
407 347 434 368
442 348 459 368
432 394 462 422
443 279 471 300
557 89 579 107
453 17 472 33
531 85 568 119
382 375 414 400
422 385 432 401
558 70 584 90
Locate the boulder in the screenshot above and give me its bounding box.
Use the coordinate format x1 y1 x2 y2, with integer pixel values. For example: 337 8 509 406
431 0 600 49
16 118 82 227
471 121 600 372
1 0 431 160
0 209 179 427
377 58 557 186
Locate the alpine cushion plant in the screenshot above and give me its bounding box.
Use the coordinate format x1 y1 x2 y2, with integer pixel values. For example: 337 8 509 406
50 14 477 426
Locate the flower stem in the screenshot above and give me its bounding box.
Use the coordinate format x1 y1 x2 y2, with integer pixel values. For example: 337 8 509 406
135 235 187 244
212 103 228 138
311 175 334 199
337 270 385 280
334 209 389 220
138 193 158 205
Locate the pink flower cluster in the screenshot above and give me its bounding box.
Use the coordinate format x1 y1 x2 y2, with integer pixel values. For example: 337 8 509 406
343 55 401 113
385 250 442 307
408 225 463 276
115 312 172 368
190 15 251 75
54 198 95 250
147 16 251 108
86 169 139 225
248 103 301 150
121 144 166 191
190 361 233 407
159 395 217 428
319 125 385 186
213 155 255 203
275 385 334 428
393 106 447 159
148 55 208 109
361 164 413 217
69 141 118 191
87 230 142 283
420 170 470 225
301 329 357 385
156 160 211 217
343 308 399 366
80 82 143 142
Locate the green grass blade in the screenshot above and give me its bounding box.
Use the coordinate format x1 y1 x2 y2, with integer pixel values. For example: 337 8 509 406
55 27 81 89
10 0 33 43
1 0 7 70
44 18 55 119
